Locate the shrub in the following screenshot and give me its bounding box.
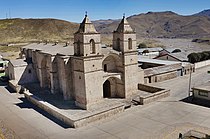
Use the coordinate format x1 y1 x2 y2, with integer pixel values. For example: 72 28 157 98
188 51 210 63
138 43 147 49
188 53 199 63
172 49 181 53
142 49 149 54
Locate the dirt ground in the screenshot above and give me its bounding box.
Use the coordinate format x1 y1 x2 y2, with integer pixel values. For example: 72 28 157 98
155 38 210 53
0 120 19 139
1 38 210 60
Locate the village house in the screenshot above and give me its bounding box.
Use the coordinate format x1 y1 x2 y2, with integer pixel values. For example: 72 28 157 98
192 83 210 100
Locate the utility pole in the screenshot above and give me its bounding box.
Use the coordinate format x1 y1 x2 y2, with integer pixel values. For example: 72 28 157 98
188 65 192 97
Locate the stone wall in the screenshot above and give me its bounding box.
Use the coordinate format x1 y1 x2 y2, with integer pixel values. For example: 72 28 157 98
18 64 38 85
194 60 210 69
139 90 170 105
144 71 177 84
136 83 170 105
24 91 124 128
138 83 163 93
155 71 177 82
193 89 210 101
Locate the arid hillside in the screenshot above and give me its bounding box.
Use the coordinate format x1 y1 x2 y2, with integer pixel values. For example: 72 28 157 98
94 11 210 43
0 18 79 44
1 10 210 45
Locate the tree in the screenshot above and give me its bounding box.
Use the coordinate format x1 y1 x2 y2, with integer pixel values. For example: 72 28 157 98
188 53 200 63
202 51 210 60
188 51 210 63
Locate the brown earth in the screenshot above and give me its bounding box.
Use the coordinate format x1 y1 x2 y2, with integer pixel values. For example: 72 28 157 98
0 18 79 44
1 11 210 46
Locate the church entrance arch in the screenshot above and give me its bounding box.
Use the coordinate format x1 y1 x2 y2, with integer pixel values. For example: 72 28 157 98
103 77 124 98
103 80 111 98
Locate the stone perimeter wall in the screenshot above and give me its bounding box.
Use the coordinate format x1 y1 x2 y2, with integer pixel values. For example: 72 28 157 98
138 83 163 93
24 91 124 128
139 90 170 105
194 60 210 69
137 83 170 105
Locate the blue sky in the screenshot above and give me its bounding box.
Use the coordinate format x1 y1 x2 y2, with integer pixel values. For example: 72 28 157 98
0 0 209 22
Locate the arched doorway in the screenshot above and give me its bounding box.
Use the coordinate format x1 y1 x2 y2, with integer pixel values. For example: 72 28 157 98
103 77 124 98
103 80 111 98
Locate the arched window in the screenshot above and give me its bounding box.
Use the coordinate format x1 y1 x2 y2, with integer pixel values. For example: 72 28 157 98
104 64 107 72
128 38 132 50
77 40 80 55
90 39 96 54
116 38 120 51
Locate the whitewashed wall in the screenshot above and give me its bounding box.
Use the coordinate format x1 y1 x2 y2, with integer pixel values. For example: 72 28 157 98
194 60 210 69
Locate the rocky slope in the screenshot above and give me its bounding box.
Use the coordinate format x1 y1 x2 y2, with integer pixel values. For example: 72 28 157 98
93 11 210 41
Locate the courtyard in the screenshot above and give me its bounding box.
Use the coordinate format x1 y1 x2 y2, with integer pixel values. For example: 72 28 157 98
1 65 210 138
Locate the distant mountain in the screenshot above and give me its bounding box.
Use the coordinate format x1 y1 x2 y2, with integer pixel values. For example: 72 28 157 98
0 18 79 44
92 19 118 30
1 10 210 45
94 11 210 42
194 9 210 17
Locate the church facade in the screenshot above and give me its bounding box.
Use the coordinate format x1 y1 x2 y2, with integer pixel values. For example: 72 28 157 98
20 15 144 110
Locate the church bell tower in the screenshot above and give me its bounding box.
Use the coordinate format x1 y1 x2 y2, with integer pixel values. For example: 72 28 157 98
113 15 141 98
74 13 101 57
113 15 136 53
73 13 103 109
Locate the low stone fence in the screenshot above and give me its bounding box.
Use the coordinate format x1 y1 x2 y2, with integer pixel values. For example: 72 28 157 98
138 83 164 93
24 91 75 127
139 90 170 105
194 60 210 69
135 84 170 105
8 80 22 93
24 91 124 128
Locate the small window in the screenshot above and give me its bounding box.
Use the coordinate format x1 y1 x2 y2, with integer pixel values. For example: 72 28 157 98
28 69 31 74
77 41 81 55
0 63 3 67
198 91 208 97
104 64 107 72
128 38 132 50
116 38 120 51
90 39 96 54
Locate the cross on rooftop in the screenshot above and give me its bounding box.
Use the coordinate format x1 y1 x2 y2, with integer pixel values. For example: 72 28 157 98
85 11 88 17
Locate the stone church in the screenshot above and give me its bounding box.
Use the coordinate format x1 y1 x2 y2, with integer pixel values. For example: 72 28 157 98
17 14 144 110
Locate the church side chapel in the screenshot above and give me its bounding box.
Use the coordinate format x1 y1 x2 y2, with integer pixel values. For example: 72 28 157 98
15 14 144 110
